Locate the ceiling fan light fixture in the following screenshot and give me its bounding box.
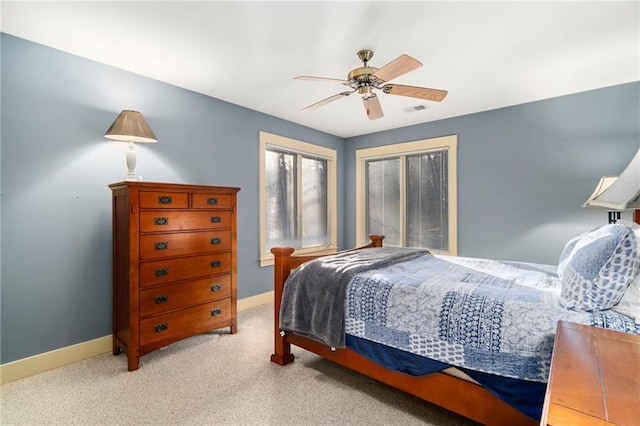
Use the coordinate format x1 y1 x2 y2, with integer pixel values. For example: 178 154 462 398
359 85 372 96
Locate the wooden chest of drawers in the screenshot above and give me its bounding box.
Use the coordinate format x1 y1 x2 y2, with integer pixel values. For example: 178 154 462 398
109 181 240 371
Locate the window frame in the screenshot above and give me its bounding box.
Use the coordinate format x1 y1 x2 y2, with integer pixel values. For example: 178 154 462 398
355 134 458 255
259 131 338 267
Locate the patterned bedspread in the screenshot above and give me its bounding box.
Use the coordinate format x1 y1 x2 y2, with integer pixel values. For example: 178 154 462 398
344 253 640 382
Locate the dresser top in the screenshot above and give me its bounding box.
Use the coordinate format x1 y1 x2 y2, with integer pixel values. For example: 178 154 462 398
109 181 241 194
542 320 640 425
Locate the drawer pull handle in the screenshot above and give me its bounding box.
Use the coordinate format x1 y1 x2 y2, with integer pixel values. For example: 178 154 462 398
210 216 221 223
154 217 168 226
155 268 169 277
155 295 169 304
211 284 222 292
211 308 222 317
154 242 168 250
210 238 221 245
158 196 173 204
155 323 169 333
207 197 218 205
211 261 221 268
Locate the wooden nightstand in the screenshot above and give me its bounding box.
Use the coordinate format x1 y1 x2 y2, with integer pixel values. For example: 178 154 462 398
541 321 640 425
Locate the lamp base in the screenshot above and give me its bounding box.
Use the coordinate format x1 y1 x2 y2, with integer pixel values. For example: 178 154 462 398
125 142 137 181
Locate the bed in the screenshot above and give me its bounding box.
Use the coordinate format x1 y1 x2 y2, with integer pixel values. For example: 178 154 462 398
270 219 640 425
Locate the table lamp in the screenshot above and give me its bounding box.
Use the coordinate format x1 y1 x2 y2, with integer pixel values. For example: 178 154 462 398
104 110 157 180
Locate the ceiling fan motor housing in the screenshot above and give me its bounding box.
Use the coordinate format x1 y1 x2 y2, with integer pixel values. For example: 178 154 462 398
348 66 382 97
348 66 379 81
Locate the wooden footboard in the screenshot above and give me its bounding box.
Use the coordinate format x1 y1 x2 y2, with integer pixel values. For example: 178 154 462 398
270 235 384 365
270 236 537 426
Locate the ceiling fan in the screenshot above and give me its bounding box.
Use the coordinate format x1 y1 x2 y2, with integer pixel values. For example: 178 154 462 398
295 49 448 120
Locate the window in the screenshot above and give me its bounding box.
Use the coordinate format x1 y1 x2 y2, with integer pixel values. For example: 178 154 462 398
259 131 337 266
355 135 457 255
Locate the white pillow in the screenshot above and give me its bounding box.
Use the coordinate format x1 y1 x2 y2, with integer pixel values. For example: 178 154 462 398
612 272 640 323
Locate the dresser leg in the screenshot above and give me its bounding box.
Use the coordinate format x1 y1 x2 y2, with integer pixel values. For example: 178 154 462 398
127 355 140 372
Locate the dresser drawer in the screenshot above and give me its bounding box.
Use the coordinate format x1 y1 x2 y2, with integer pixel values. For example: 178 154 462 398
139 211 231 233
139 191 189 209
140 230 231 260
139 252 232 288
140 298 232 347
192 193 232 209
140 274 231 317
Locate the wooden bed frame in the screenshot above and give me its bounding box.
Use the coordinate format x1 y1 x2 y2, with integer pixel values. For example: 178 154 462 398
270 212 640 425
270 236 538 426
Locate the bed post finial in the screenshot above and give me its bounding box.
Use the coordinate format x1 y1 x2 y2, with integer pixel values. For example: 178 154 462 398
369 235 384 247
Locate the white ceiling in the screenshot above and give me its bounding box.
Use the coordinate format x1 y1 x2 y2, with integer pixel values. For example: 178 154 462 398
2 1 638 138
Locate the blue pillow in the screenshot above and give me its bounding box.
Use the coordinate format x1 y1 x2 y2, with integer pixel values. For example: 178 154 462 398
560 223 639 312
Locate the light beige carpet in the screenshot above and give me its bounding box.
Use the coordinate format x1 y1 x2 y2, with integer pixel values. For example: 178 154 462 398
0 303 478 425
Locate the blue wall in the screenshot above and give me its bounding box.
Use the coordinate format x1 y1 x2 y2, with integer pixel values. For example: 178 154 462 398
345 83 640 263
1 33 638 364
0 34 344 363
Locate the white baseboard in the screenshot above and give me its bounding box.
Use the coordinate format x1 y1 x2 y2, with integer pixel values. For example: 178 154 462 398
0 335 113 385
0 291 274 385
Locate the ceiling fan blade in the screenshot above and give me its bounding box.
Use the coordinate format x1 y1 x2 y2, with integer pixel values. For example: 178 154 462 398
301 90 354 112
294 76 350 85
372 54 422 83
382 84 448 102
363 94 384 120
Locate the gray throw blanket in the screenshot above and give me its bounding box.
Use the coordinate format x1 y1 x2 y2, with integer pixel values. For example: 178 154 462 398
279 247 430 348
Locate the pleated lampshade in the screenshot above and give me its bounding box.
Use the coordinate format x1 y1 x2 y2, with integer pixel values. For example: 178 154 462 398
589 149 640 210
104 110 158 143
582 176 618 207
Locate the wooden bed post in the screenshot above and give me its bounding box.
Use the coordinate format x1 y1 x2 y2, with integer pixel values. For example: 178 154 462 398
368 235 384 248
270 247 295 365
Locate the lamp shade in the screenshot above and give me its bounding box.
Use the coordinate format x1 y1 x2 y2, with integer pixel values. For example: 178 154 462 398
104 110 158 143
589 149 640 210
582 176 618 207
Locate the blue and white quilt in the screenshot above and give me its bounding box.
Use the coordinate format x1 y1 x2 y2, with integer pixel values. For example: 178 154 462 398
344 252 640 383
